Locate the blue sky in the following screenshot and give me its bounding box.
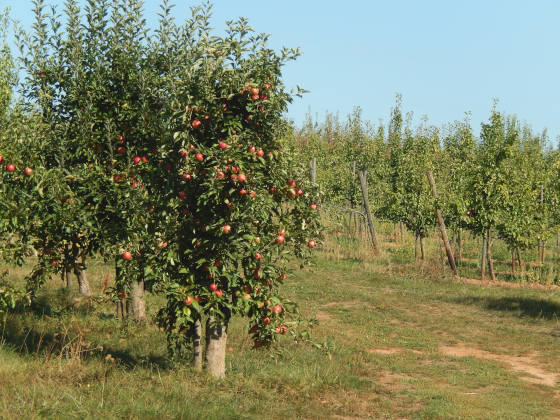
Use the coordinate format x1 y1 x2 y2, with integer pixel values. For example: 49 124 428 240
3 0 560 141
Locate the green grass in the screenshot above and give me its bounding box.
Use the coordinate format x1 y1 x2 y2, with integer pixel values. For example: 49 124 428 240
0 232 559 419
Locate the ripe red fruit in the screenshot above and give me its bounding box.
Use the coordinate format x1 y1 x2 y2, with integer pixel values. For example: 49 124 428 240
287 188 297 199
280 325 288 334
209 283 218 292
297 189 303 196
117 146 126 155
250 87 259 96
133 156 141 164
275 326 281 334
249 190 256 198
256 149 264 157
222 225 231 234
237 173 246 182
122 251 132 260
239 189 248 195
5 164 15 172
275 235 285 244
24 168 32 176
180 150 188 157
178 191 186 200
263 317 271 325
251 94 259 100
131 182 138 188
287 179 296 188
248 146 256 153
0 156 3 163
308 240 316 248
184 296 193 306
182 173 192 181
218 141 229 149
192 119 202 128
195 153 204 162
215 289 223 298
118 135 125 143
255 252 262 260
310 203 318 210
278 273 287 281
272 305 282 314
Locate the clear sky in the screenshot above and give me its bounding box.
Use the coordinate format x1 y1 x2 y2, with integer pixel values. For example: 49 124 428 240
3 0 560 141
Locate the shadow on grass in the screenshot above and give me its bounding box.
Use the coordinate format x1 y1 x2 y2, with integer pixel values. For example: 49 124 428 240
452 296 560 320
0 314 172 370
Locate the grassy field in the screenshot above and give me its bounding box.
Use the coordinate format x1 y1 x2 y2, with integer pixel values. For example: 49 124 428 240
0 228 559 419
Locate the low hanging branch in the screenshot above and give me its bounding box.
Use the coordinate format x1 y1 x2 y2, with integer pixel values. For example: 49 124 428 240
426 171 458 277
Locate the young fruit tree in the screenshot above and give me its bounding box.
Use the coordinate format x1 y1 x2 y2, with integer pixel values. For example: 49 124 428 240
144 5 321 378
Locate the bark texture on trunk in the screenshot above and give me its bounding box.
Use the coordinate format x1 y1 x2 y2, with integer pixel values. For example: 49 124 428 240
420 236 425 260
414 236 419 261
192 317 203 371
74 253 91 296
205 314 229 379
130 279 146 322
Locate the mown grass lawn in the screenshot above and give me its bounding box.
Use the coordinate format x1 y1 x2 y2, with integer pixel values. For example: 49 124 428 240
0 242 558 419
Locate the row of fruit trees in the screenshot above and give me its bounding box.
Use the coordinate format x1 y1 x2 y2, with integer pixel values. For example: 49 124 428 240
0 1 321 378
294 96 560 282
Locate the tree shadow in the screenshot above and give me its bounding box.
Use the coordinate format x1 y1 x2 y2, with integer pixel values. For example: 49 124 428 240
0 314 172 370
452 295 560 320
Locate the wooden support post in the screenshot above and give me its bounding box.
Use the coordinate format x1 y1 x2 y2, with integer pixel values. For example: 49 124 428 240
357 170 379 255
426 171 457 277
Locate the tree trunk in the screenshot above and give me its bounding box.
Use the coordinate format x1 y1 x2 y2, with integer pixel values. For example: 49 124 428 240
512 249 516 274
425 171 457 276
420 235 425 260
487 229 496 282
516 248 522 271
309 157 317 183
130 279 146 322
457 229 463 262
415 236 419 261
72 247 91 297
357 170 379 254
62 267 72 289
192 316 203 371
481 233 487 282
399 222 404 241
205 314 229 379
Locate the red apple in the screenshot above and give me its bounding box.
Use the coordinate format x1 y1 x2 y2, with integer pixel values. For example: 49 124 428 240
215 289 223 297
248 146 256 153
263 317 271 325
24 167 32 176
122 251 132 260
222 225 231 234
195 153 204 162
256 149 264 157
6 164 15 172
310 203 318 210
275 235 285 244
308 240 316 248
184 296 193 306
218 141 229 149
133 156 141 164
237 173 246 182
209 283 218 292
272 305 282 314
178 191 186 200
192 119 202 128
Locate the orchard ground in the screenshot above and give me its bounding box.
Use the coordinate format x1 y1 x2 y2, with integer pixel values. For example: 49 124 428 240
0 222 559 419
